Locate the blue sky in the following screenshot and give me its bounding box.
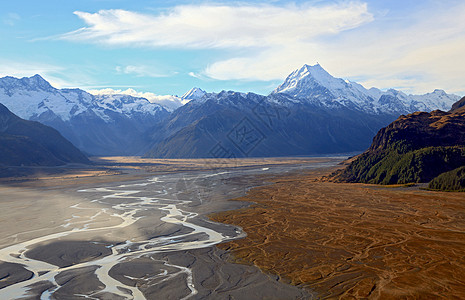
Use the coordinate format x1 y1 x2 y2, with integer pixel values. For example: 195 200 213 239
1 0 464 97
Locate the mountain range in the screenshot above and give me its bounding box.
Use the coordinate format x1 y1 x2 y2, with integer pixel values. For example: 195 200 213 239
145 64 459 158
0 75 172 155
0 64 460 158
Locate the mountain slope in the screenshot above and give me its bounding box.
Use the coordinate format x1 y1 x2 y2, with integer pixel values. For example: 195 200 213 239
451 96 465 112
0 75 169 155
0 103 89 166
146 90 396 158
429 166 465 192
330 101 465 189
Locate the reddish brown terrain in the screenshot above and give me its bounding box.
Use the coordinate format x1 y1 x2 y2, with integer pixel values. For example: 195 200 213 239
211 169 465 299
368 108 465 153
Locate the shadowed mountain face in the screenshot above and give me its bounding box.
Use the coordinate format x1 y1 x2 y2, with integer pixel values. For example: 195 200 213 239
145 91 396 158
330 99 465 190
451 96 465 112
0 103 89 166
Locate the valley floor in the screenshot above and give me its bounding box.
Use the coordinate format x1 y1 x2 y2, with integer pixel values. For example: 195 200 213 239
3 156 461 299
0 156 335 299
211 166 465 299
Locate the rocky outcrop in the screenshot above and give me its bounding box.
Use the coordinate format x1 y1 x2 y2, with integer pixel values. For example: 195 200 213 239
330 98 465 189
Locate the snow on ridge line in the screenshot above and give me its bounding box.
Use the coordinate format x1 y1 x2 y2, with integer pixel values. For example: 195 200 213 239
0 75 171 121
0 69 460 121
88 88 187 112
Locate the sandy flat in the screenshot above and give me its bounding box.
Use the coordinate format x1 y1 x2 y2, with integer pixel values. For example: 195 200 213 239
211 168 465 299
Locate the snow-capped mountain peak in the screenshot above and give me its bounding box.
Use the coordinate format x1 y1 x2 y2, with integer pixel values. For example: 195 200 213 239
272 64 460 114
182 87 206 100
27 74 54 90
298 63 336 84
0 74 55 94
273 63 347 96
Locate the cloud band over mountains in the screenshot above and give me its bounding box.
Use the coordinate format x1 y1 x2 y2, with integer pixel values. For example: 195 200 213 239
61 3 373 49
52 1 465 95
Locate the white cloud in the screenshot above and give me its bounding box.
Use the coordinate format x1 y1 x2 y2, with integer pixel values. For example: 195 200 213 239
60 1 465 95
60 3 373 48
315 1 465 95
3 13 20 26
204 46 313 81
115 65 175 78
88 88 188 111
204 1 465 95
0 60 108 90
188 71 213 81
0 61 61 77
188 72 203 79
0 61 70 87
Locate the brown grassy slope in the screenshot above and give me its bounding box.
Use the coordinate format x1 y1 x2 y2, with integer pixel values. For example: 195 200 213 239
210 170 465 299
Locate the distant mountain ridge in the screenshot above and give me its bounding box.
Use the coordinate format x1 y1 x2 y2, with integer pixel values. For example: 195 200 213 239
0 75 169 121
0 66 460 157
0 103 89 166
145 64 460 158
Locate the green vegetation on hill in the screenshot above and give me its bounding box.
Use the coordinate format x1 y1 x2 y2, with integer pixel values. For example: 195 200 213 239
331 98 465 191
428 166 465 192
336 146 465 185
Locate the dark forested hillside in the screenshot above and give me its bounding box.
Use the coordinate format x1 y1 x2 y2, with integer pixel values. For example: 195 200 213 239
0 103 89 166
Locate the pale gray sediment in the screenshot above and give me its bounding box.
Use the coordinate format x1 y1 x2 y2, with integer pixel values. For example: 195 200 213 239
0 158 342 299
